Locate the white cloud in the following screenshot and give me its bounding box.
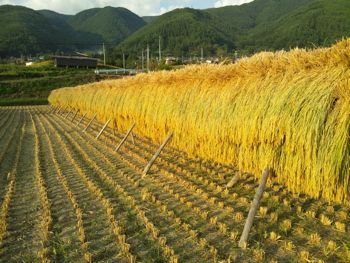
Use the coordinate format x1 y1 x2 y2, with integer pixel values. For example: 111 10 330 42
0 0 216 15
159 5 183 15
158 0 196 14
0 0 164 15
214 0 254 8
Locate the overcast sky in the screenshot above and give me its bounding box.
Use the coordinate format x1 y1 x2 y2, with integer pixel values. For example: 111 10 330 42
0 0 254 16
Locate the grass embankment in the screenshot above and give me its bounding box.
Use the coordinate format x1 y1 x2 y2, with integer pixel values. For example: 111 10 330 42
0 62 97 106
49 39 350 205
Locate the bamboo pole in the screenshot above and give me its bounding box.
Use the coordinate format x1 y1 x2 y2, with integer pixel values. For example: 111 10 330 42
59 107 66 115
238 168 272 248
55 106 62 114
62 107 68 116
49 105 55 113
142 132 173 176
130 132 135 145
64 109 72 119
226 173 240 188
75 113 86 127
83 114 96 132
115 123 136 152
71 110 79 122
55 106 61 114
96 119 111 140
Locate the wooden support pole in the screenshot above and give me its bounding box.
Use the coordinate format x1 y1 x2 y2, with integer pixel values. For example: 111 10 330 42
226 173 240 188
96 119 111 140
71 110 79 122
56 106 62 114
115 123 136 152
61 107 67 116
49 105 55 113
238 168 272 248
130 132 135 145
142 132 173 176
83 114 96 132
75 113 86 127
64 109 72 119
59 107 65 115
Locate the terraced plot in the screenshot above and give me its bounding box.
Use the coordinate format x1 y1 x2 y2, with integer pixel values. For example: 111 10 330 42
0 106 349 262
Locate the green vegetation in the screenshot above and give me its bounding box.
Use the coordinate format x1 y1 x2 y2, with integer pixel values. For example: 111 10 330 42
116 0 350 57
142 16 158 24
0 62 97 105
116 8 235 58
1 0 350 59
238 0 350 52
0 5 72 57
68 7 146 44
0 5 145 57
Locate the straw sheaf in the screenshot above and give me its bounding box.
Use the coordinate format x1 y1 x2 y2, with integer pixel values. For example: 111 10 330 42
49 39 350 204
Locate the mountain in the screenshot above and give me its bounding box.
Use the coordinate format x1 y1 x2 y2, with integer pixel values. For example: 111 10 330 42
38 9 103 50
238 0 350 51
142 16 158 24
1 0 350 58
117 8 236 57
37 10 77 43
117 0 350 57
0 5 75 57
67 7 146 44
0 5 146 57
38 9 71 22
206 0 314 33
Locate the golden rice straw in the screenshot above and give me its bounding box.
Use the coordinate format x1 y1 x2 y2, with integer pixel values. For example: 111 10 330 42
49 39 350 205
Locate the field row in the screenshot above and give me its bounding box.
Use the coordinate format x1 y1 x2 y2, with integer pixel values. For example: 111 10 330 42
0 106 349 262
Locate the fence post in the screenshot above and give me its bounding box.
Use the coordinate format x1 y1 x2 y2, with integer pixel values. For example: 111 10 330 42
142 132 173 176
238 168 272 248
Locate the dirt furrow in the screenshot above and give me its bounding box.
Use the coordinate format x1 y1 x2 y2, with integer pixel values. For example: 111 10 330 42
0 111 43 262
40 113 128 263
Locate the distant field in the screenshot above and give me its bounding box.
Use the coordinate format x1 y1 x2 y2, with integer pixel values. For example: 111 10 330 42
0 106 349 262
0 62 97 106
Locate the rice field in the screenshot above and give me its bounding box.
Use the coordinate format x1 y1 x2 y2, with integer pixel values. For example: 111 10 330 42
0 106 349 262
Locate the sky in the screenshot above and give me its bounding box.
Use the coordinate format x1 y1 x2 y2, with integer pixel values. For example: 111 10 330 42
0 0 254 16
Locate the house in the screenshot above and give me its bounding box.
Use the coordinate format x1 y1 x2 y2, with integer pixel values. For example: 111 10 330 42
165 57 177 65
53 56 98 68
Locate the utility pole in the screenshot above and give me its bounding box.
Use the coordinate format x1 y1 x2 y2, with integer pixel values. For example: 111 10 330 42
103 43 106 65
141 50 144 71
147 44 150 73
123 53 126 74
159 36 162 63
201 47 204 63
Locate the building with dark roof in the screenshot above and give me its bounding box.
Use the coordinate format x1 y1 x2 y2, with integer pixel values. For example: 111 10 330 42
53 56 98 68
